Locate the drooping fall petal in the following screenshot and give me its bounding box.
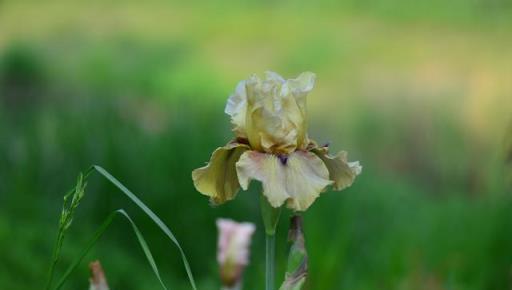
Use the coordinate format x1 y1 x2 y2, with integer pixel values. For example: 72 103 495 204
313 148 362 190
236 150 332 211
192 142 249 204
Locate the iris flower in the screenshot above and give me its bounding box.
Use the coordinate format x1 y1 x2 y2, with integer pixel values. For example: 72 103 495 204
192 71 361 211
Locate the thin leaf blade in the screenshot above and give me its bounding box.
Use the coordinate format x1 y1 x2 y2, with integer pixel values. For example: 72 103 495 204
54 209 169 290
92 165 197 290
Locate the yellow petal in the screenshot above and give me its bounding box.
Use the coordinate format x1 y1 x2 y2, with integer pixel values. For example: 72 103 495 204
313 149 362 190
192 142 249 204
283 71 315 148
242 72 314 154
236 150 332 211
286 71 315 114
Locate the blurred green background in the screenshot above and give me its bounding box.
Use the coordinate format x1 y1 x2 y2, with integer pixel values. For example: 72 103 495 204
1 0 512 289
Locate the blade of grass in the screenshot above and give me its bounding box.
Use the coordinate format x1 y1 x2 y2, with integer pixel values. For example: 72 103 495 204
53 209 168 290
92 165 197 290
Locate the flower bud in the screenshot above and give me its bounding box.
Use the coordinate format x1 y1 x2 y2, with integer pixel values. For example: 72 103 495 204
216 218 256 287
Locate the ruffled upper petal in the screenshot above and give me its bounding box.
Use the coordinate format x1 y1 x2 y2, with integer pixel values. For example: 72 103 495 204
192 142 249 204
224 72 315 154
313 148 362 190
225 81 248 138
264 71 286 83
286 71 315 113
236 150 332 211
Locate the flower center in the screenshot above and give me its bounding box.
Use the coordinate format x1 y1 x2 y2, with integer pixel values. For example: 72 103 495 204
277 154 288 165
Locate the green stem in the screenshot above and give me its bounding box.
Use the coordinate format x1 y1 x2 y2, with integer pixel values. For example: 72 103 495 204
44 240 59 290
260 194 281 290
265 233 276 290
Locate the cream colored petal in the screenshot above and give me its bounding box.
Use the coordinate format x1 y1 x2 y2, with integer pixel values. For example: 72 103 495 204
313 149 362 190
236 72 314 153
192 142 249 204
287 71 315 110
243 74 264 151
236 150 332 211
244 74 263 105
283 72 315 149
265 71 286 83
236 151 288 207
280 89 308 150
225 81 248 137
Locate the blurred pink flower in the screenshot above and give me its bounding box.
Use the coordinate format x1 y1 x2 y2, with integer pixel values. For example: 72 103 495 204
216 218 256 287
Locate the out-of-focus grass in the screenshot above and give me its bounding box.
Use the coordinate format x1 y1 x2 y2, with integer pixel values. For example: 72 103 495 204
0 1 511 289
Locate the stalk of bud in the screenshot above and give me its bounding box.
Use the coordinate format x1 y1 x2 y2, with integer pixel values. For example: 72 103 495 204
279 215 308 290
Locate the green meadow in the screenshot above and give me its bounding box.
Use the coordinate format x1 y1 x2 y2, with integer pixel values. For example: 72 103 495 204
0 1 511 289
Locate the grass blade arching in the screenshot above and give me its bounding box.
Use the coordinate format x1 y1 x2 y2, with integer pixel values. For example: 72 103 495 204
92 165 198 290
53 209 169 290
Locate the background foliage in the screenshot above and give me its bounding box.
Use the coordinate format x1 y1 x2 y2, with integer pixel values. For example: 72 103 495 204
1 1 511 289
